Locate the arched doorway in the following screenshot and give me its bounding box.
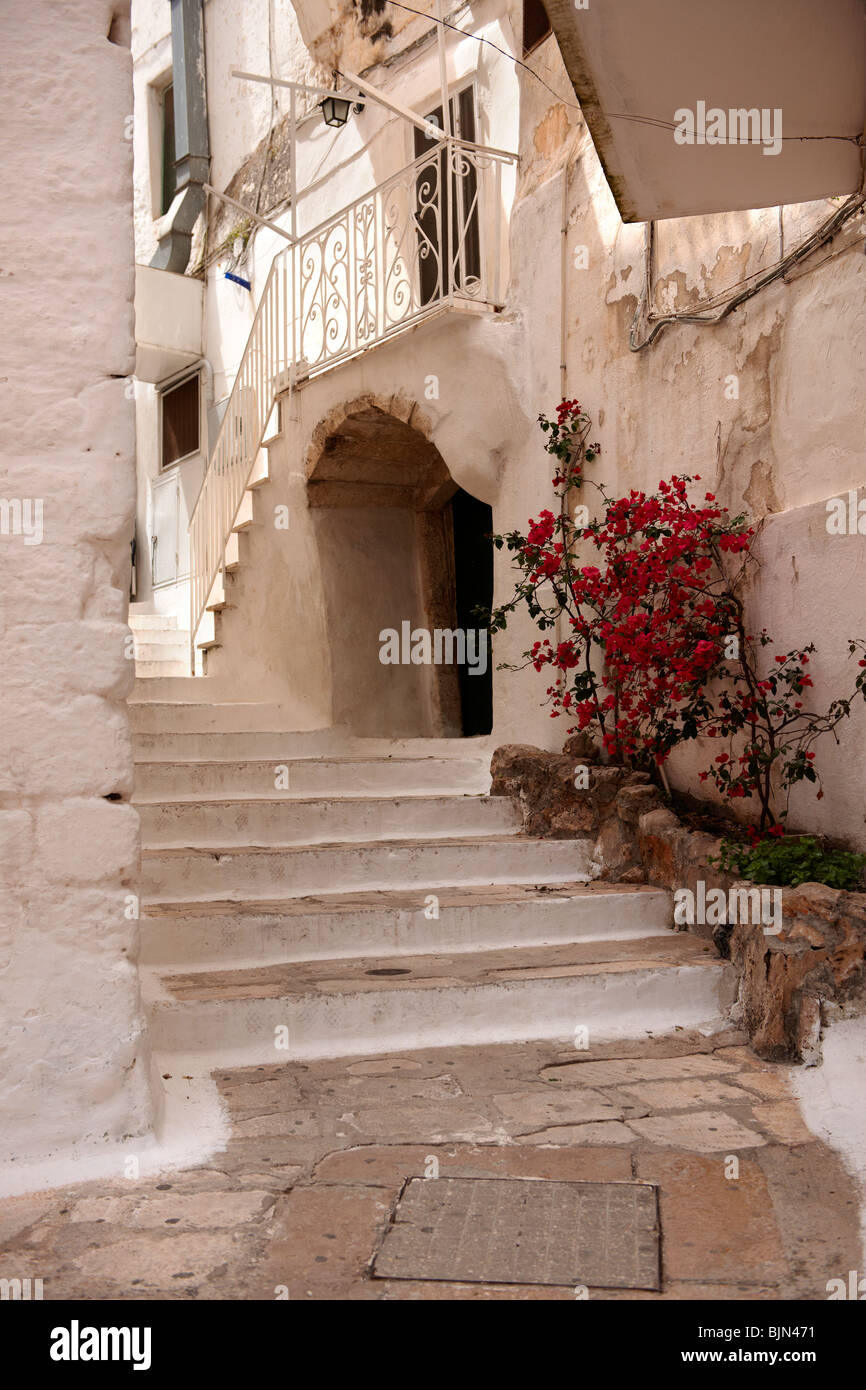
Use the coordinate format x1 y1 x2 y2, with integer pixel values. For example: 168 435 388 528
306 402 493 738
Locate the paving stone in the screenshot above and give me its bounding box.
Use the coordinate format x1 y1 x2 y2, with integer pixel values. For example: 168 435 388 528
70 1196 138 1224
513 1121 636 1146
544 1030 747 1066
74 1231 252 1290
635 1152 788 1286
345 1058 426 1075
614 1079 751 1111
300 1073 464 1106
230 1109 327 1139
232 1166 304 1191
756 1142 862 1298
750 1102 815 1145
350 1102 495 1143
311 1143 633 1185
125 1190 274 1230
217 1134 347 1171
540 1055 740 1085
217 1077 305 1112
629 1110 766 1153
492 1088 623 1131
254 1186 392 1299
131 1168 242 1195
734 1071 795 1100
713 1045 771 1069
0 1194 60 1245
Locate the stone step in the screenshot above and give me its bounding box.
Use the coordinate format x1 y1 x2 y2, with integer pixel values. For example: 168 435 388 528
132 628 191 648
128 613 179 630
140 882 672 970
144 933 735 1065
232 492 255 531
141 835 594 903
130 715 494 752
133 755 491 800
136 793 522 849
134 659 191 679
132 726 350 754
224 531 241 571
133 640 190 662
128 692 298 721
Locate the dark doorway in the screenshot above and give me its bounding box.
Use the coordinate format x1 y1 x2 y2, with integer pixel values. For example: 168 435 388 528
450 488 493 736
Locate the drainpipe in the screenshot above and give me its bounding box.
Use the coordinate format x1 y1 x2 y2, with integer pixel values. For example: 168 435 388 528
560 161 569 401
150 0 210 274
556 163 569 675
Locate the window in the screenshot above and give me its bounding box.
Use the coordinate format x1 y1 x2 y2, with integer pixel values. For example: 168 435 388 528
523 0 551 57
161 82 176 215
413 86 481 306
161 373 200 468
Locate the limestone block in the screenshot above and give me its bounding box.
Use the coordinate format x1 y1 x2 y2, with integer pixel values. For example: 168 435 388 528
0 543 93 628
5 622 135 701
4 694 133 798
0 439 136 545
35 799 139 884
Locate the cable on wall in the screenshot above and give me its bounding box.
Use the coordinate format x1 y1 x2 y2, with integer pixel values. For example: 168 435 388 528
628 194 866 351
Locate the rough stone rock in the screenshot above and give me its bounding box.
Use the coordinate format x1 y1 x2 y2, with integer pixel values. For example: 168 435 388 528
561 732 599 762
489 745 599 838
490 742 866 1064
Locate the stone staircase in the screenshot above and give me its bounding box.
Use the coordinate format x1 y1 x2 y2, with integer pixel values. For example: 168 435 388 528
129 611 191 679
130 691 736 1072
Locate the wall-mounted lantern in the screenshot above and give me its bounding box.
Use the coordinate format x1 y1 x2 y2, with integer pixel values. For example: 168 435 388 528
321 94 351 128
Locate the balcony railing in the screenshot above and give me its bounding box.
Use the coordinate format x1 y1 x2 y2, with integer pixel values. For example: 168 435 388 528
189 137 515 660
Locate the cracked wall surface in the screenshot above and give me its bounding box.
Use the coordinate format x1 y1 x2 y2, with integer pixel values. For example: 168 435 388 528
507 27 866 845
0 0 157 1167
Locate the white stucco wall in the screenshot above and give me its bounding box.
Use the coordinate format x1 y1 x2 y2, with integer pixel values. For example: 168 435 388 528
129 0 866 842
0 0 157 1168
502 24 866 841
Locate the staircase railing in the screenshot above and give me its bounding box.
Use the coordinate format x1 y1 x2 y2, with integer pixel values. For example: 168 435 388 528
189 137 515 661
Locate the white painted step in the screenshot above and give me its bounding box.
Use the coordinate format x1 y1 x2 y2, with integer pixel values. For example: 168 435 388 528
128 695 301 725
132 628 190 648
133 640 190 662
129 613 179 630
141 835 594 903
134 755 491 799
136 793 521 849
131 719 493 755
145 934 735 1065
135 660 190 679
140 883 673 970
132 727 349 757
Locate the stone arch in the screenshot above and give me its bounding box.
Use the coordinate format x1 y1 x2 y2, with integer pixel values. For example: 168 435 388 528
306 395 493 738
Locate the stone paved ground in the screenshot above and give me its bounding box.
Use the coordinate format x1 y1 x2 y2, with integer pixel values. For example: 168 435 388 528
1 1029 860 1300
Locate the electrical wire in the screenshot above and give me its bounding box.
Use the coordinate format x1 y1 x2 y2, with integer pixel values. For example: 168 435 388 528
629 194 866 350
254 0 279 217
386 0 863 147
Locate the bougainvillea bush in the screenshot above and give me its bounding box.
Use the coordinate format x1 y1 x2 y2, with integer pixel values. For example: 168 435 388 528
489 399 866 832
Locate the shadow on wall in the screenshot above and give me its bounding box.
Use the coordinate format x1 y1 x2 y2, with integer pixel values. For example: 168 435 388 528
307 403 493 738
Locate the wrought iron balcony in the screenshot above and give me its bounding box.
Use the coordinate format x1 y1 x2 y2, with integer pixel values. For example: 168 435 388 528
189 136 516 656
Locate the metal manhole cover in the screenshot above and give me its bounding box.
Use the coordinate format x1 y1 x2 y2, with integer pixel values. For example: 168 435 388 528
373 1177 660 1289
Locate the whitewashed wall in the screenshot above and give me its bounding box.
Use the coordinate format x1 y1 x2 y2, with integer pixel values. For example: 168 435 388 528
0 0 156 1168
129 0 866 842
502 24 866 843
